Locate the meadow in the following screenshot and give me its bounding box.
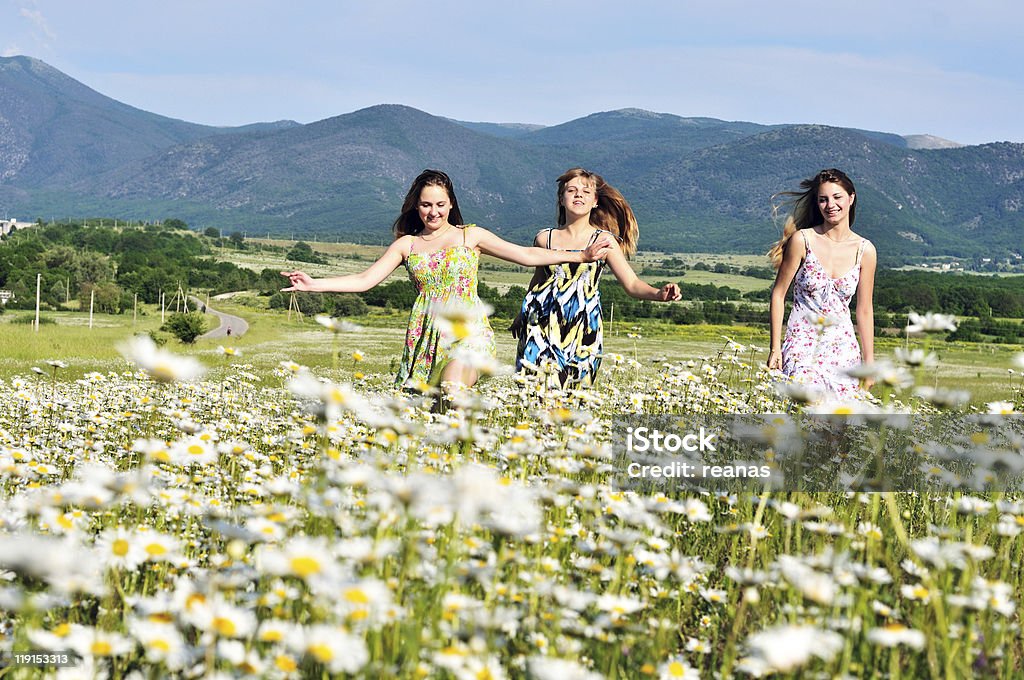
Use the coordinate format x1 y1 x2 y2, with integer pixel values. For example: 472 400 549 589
1 298 1023 678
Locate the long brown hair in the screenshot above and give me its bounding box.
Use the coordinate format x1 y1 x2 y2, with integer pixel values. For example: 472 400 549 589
392 169 465 238
767 168 857 268
556 168 639 257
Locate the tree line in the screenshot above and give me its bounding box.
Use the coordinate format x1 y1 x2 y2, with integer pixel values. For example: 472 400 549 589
3 221 1020 344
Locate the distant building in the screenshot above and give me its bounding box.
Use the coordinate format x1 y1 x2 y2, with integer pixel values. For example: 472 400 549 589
0 219 34 237
0 290 13 306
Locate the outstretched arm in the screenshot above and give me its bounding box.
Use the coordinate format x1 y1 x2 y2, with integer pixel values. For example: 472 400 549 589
855 242 877 370
470 226 612 266
603 242 681 301
281 237 408 293
767 235 805 369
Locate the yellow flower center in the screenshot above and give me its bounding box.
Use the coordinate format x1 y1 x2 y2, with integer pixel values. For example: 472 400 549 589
290 556 321 578
91 640 113 656
146 543 168 557
213 617 237 637
344 588 370 604
667 661 687 677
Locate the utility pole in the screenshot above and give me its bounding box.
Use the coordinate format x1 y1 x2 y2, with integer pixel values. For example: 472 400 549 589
34 273 41 332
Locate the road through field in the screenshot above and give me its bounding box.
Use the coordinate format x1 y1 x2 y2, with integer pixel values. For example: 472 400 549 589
191 295 249 339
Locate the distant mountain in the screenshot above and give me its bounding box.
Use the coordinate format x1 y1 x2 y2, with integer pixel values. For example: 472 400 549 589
0 56 295 185
63 104 572 236
449 119 545 138
1 56 1022 259
904 134 964 150
623 125 1024 254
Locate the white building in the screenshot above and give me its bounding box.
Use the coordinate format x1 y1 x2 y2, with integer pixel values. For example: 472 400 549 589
0 219 34 237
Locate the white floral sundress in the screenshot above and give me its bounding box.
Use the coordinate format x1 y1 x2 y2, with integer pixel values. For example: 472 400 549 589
781 231 869 399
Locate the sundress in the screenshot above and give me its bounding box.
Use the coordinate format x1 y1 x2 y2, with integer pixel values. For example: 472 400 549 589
396 229 496 387
781 230 869 399
514 229 606 387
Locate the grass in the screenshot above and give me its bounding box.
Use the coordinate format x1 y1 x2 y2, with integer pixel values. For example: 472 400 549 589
3 304 1021 404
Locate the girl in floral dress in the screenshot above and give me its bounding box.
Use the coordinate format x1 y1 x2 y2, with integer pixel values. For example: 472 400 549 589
512 168 681 388
767 169 877 399
282 169 612 390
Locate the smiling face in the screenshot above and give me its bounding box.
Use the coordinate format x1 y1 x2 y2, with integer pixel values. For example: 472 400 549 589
561 176 598 219
418 184 453 232
817 181 855 227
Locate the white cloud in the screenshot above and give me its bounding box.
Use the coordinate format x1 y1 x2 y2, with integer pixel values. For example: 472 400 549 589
19 7 56 42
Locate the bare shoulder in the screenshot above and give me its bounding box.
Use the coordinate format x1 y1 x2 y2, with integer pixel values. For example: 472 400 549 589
459 223 489 245
785 230 808 259
389 234 415 258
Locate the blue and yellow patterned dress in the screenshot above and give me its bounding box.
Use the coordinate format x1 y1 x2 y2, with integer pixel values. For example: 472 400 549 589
514 229 606 387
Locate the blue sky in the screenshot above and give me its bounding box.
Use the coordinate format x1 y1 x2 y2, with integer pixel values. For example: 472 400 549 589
3 0 1023 145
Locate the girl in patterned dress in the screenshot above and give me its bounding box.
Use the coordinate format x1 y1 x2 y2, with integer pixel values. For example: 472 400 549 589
767 168 877 399
281 169 612 390
512 168 681 388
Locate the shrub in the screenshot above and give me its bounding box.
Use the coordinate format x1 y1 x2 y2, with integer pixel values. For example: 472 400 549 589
162 312 207 344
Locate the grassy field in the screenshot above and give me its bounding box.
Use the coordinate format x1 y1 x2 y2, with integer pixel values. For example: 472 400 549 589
3 303 1021 405
3 283 1024 678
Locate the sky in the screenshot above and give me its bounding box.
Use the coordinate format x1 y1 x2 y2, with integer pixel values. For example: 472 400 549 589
3 0 1024 146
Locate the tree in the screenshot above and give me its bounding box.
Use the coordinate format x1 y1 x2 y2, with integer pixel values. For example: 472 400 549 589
162 312 207 344
229 232 245 248
286 241 327 264
331 293 368 316
203 227 220 238
79 282 123 313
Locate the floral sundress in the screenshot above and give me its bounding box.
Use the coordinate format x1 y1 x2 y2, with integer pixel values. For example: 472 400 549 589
781 231 869 398
396 230 496 387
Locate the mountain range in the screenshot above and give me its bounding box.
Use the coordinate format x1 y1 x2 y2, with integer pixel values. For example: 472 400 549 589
2 55 1022 259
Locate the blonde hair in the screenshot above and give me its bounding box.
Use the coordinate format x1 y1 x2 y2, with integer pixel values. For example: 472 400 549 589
767 168 857 268
556 168 639 257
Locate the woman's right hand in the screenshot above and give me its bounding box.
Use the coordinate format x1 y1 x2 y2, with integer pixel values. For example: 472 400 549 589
582 236 613 262
767 348 783 370
280 270 314 291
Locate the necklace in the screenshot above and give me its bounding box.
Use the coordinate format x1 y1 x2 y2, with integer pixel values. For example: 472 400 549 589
419 224 451 242
815 229 858 243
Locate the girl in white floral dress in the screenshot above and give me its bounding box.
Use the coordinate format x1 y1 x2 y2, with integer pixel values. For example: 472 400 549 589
767 169 877 399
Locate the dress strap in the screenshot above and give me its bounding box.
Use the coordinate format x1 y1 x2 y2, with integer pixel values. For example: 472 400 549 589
408 234 416 256
462 224 468 245
545 228 554 249
800 229 811 251
587 229 604 247
855 238 867 264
